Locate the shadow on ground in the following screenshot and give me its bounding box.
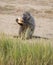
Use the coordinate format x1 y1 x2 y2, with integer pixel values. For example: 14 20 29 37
13 35 48 40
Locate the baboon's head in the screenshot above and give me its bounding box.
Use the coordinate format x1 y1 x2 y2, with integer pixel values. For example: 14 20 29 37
22 12 31 21
16 17 24 26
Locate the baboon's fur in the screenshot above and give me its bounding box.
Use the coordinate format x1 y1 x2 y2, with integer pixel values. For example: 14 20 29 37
16 12 35 39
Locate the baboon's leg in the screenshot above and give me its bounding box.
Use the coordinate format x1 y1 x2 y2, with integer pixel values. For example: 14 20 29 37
18 26 26 39
25 26 34 39
25 27 31 39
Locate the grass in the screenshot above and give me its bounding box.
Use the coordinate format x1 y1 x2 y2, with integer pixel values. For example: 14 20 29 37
0 35 53 65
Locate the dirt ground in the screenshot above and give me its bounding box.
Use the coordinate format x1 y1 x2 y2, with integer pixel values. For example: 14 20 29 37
0 0 53 39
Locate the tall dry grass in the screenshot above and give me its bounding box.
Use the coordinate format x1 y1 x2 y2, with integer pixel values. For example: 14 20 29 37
0 35 53 65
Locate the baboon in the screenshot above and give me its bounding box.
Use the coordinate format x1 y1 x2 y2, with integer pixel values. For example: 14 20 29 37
16 11 35 39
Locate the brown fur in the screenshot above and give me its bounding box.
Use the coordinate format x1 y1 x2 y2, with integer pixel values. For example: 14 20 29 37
16 12 35 39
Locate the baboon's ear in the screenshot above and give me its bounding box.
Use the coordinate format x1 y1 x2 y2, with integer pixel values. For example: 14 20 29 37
16 18 18 23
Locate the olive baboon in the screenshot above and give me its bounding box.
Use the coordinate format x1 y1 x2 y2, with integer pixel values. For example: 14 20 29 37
16 12 35 39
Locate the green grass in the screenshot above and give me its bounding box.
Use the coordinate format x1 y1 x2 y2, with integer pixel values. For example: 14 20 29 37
0 35 53 65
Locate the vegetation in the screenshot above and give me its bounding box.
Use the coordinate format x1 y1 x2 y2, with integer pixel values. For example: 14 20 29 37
0 35 53 65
